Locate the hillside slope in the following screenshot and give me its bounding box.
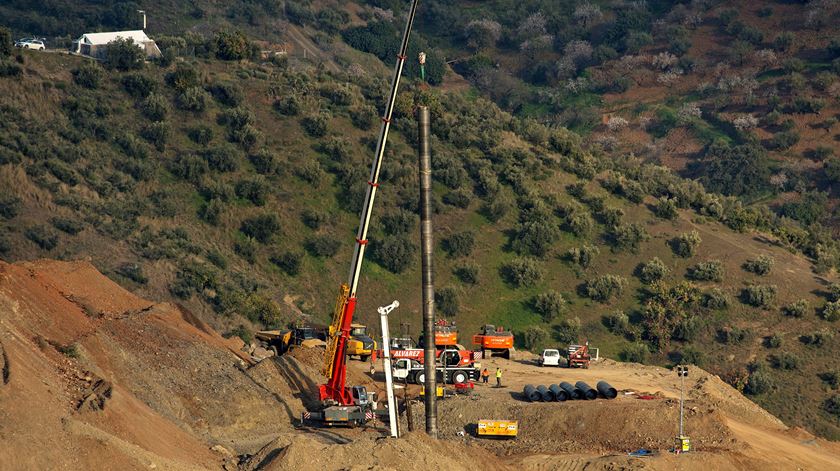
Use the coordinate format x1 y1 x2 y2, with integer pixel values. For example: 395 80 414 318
0 15 838 439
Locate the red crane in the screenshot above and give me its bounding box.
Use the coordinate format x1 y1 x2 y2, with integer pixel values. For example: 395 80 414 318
318 0 420 408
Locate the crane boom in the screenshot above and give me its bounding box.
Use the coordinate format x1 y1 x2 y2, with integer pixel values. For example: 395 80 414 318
319 0 420 406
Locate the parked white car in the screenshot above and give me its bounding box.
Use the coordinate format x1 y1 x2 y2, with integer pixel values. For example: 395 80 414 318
15 38 45 50
539 348 562 367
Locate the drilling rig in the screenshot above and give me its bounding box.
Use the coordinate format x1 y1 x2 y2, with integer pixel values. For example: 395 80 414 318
302 0 420 427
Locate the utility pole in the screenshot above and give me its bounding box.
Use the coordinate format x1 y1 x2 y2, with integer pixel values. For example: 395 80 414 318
676 365 690 453
137 10 146 30
378 300 400 438
418 105 437 438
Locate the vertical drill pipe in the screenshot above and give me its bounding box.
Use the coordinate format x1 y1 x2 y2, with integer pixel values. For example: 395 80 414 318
417 106 437 438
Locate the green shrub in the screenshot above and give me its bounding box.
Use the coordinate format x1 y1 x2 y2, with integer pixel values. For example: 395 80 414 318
72 62 103 89
821 371 839 389
565 244 599 269
607 222 649 252
604 310 631 336
435 287 459 316
249 149 277 175
442 231 475 258
532 291 567 322
176 87 209 112
442 189 471 208
350 105 376 130
454 262 479 284
116 262 148 284
769 130 800 150
103 38 144 71
234 238 257 264
169 261 218 299
638 257 668 284
301 112 329 137
679 347 705 366
687 260 724 282
800 329 834 347
381 209 415 235
0 27 11 57
670 230 701 258
295 161 324 184
300 209 328 230
206 250 227 269
743 255 774 276
141 93 169 121
765 334 783 349
782 299 808 318
583 274 627 303
141 121 169 151
500 257 543 288
121 73 157 98
274 95 301 116
271 251 303 276
745 369 773 395
821 301 840 322
826 395 840 418
621 343 649 363
226 325 254 345
719 326 752 345
215 31 250 61
553 317 581 344
25 225 58 250
50 217 84 235
480 196 510 222
188 126 214 145
305 234 340 257
166 63 200 91
0 59 21 77
235 178 269 205
770 352 800 370
199 199 224 225
240 214 280 243
742 284 777 308
0 194 21 219
653 197 678 220
372 235 416 273
521 325 549 352
57 343 80 358
204 144 240 172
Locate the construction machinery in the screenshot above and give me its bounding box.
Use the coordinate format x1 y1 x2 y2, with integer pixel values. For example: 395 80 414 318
472 324 513 359
255 325 323 355
476 419 519 438
567 343 591 368
302 0 419 427
346 324 377 361
418 319 458 348
390 347 480 384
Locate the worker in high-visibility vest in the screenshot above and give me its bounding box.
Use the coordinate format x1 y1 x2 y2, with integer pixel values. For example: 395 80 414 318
495 367 502 387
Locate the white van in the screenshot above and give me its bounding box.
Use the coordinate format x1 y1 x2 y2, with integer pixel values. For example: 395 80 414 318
539 349 561 367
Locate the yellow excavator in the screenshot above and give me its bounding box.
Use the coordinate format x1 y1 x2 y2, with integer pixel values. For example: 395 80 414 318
346 324 376 361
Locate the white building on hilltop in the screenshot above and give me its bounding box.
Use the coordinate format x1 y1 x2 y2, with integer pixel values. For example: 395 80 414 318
72 30 161 60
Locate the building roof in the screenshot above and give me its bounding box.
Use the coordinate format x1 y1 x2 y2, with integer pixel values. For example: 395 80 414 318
78 30 152 45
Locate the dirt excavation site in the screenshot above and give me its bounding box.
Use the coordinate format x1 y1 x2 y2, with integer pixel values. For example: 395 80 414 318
1 260 839 470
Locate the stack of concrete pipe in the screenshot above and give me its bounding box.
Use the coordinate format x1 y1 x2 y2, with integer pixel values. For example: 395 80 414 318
521 381 617 402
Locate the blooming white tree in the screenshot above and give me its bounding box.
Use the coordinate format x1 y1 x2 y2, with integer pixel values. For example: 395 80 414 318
733 114 759 131
517 12 547 41
651 52 678 71
607 116 629 132
465 19 502 50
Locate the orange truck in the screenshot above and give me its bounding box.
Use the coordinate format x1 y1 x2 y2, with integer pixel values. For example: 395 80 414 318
472 324 514 359
419 319 459 348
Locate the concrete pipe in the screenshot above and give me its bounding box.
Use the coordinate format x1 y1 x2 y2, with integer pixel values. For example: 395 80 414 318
549 384 569 402
575 381 597 400
596 380 617 399
523 384 541 402
537 385 554 402
559 381 581 400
